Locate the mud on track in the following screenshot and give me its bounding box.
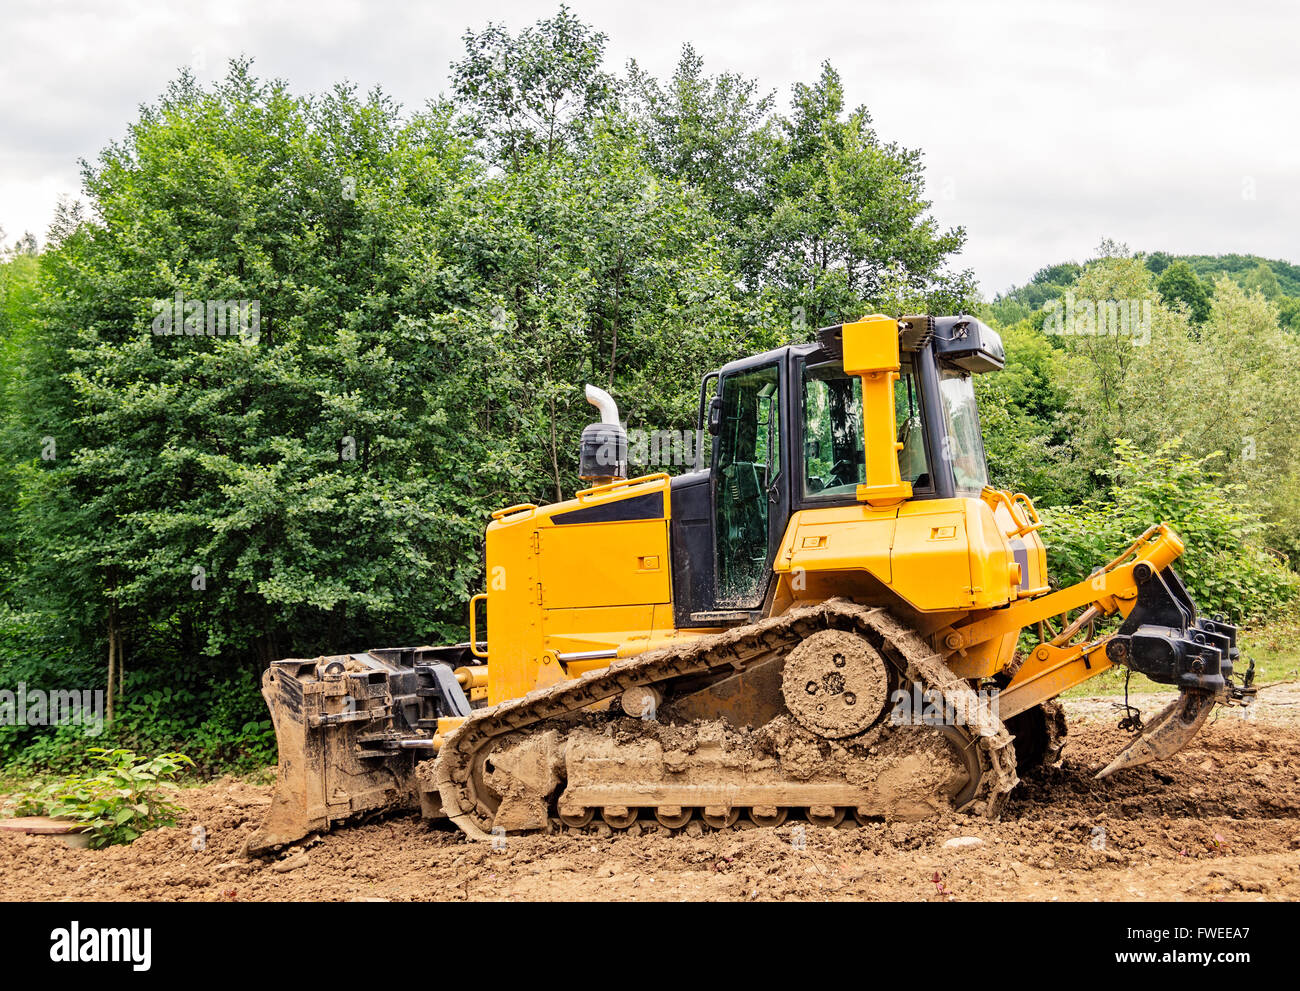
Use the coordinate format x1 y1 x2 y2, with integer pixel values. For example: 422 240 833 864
3 694 1300 902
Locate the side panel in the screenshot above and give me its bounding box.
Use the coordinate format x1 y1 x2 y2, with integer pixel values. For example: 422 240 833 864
540 520 670 609
773 503 897 585
890 497 1020 614
484 509 543 704
889 503 973 610
484 474 675 704
771 496 1025 678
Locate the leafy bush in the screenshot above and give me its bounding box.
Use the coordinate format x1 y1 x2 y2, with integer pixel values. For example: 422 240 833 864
0 605 96 769
0 613 276 774
1040 439 1300 623
107 668 276 772
11 748 193 848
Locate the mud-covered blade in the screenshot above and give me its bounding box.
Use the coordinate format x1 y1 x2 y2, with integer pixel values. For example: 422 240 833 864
1095 690 1213 779
246 667 319 855
247 650 470 856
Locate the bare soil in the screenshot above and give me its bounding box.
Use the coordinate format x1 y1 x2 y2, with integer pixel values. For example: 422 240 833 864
4 690 1300 902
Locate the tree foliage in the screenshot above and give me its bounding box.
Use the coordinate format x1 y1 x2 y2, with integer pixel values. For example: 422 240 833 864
1041 441 1298 623
3 10 1296 775
1155 259 1212 324
0 12 975 771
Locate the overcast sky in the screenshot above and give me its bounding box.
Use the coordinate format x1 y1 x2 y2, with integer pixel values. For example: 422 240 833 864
2 0 1296 294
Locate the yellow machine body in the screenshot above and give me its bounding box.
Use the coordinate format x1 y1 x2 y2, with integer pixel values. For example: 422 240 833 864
251 313 1244 853
473 315 1127 717
481 478 1060 701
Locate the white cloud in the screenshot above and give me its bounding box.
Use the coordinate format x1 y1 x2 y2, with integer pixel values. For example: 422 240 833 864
1 0 1296 294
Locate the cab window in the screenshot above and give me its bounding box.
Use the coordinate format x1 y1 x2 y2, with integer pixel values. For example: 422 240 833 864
895 359 931 489
802 362 864 498
938 367 989 493
802 359 931 498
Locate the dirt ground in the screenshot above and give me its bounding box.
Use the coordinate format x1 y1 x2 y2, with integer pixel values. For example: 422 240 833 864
4 688 1300 902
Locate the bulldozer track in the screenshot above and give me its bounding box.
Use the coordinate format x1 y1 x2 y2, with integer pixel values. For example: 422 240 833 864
433 598 1019 840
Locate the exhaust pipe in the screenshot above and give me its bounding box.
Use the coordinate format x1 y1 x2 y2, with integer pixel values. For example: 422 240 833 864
578 384 627 484
584 384 620 426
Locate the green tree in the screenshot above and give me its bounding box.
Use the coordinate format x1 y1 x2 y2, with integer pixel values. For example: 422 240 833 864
1241 261 1281 300
451 3 615 170
1144 250 1174 276
1041 440 1297 623
1155 259 1212 323
1277 295 1300 331
626 45 777 234
750 63 974 329
2 42 784 772
975 319 1083 505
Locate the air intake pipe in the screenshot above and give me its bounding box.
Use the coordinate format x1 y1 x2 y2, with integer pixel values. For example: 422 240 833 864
578 384 628 484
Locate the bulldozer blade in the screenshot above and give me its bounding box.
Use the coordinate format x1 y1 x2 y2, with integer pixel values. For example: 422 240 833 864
246 663 331 856
1095 690 1213 780
246 648 475 856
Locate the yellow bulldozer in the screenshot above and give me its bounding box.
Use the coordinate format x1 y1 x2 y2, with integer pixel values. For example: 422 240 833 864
249 314 1253 852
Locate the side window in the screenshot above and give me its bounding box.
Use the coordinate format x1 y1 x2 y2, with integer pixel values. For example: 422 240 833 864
894 360 931 488
802 362 865 498
715 364 780 606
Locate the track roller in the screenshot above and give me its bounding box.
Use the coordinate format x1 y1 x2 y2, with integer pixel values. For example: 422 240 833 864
749 806 787 827
600 806 639 829
702 807 740 829
559 808 595 828
654 807 694 828
807 806 845 827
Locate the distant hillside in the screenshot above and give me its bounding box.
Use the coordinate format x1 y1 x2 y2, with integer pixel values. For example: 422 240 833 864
1170 253 1300 296
987 251 1300 330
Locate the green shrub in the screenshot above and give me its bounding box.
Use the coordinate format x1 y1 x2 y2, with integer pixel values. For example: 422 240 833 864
11 748 193 848
1 619 276 769
1040 438 1300 623
0 606 88 768
108 668 276 773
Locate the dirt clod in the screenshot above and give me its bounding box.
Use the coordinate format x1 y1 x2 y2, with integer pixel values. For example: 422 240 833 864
273 853 309 873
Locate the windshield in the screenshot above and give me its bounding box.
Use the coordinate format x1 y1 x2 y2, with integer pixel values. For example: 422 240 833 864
938 368 989 493
802 360 984 499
